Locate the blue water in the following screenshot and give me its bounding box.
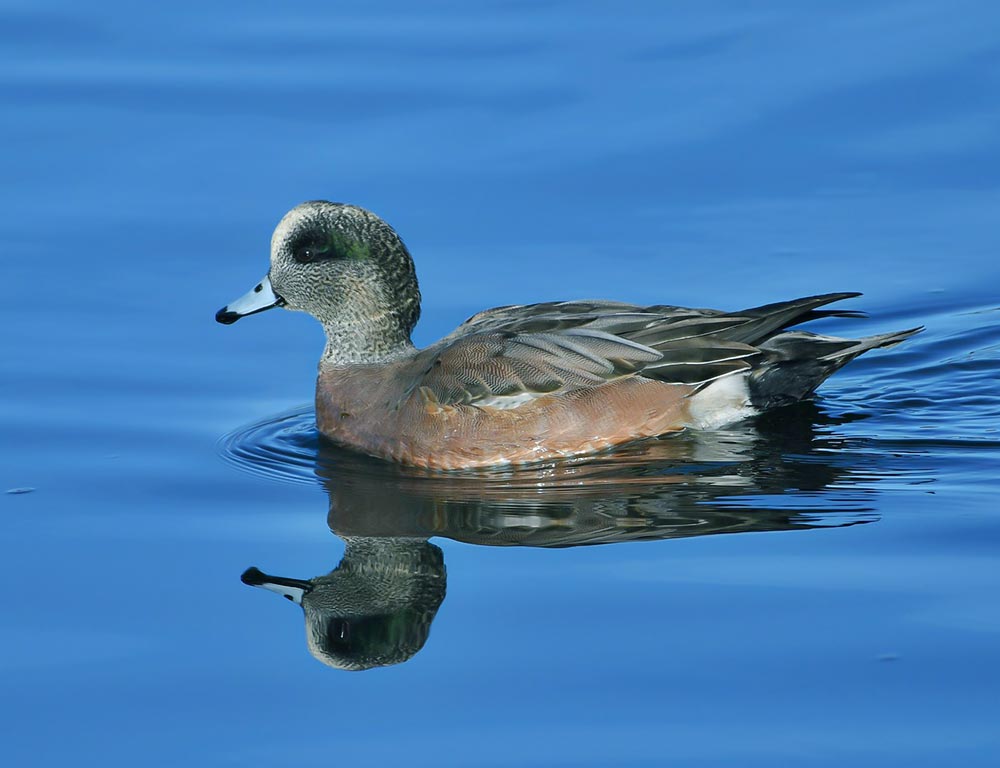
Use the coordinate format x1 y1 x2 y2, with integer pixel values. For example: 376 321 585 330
4 1 1000 765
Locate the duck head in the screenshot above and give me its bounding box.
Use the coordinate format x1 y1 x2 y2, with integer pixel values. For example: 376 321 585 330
217 201 421 364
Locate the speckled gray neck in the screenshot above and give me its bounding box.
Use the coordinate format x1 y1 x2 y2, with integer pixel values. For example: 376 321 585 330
319 316 416 365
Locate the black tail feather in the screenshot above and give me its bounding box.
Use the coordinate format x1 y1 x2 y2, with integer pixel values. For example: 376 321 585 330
748 326 924 408
729 292 864 345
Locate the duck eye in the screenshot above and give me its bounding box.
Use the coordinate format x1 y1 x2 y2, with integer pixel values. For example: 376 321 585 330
293 245 319 264
291 232 362 264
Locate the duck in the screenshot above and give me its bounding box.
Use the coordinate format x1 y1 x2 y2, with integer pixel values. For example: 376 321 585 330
217 201 921 470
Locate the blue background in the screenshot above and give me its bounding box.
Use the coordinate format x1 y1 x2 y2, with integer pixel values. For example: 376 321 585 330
3 1 999 766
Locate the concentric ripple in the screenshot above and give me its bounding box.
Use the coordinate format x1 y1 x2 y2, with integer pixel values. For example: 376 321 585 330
219 405 321 487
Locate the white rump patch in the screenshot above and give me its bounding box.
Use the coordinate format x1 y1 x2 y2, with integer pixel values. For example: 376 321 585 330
687 373 756 429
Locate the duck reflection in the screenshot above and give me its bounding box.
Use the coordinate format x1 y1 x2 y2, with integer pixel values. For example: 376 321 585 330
241 403 888 670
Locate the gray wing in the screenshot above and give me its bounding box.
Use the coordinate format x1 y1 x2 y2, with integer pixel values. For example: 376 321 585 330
411 294 862 407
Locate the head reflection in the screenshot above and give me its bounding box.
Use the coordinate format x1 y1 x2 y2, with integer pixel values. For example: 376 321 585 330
241 403 882 671
242 539 445 671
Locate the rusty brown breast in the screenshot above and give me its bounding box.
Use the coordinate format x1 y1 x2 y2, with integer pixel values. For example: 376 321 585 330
316 362 692 470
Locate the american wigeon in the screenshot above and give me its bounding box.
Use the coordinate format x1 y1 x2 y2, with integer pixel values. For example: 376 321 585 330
217 201 921 470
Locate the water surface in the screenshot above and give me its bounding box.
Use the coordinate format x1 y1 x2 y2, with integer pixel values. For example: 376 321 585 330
3 1 1000 766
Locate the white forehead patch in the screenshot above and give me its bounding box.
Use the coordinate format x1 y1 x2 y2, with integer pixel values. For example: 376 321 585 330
271 204 322 254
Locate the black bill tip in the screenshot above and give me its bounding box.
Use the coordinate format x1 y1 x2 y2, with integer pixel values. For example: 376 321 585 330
216 307 241 324
241 566 267 585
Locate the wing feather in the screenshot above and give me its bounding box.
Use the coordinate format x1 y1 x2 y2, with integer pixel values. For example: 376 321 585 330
407 293 863 407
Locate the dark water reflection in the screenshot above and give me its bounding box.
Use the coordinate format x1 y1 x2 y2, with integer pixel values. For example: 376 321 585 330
227 402 917 670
